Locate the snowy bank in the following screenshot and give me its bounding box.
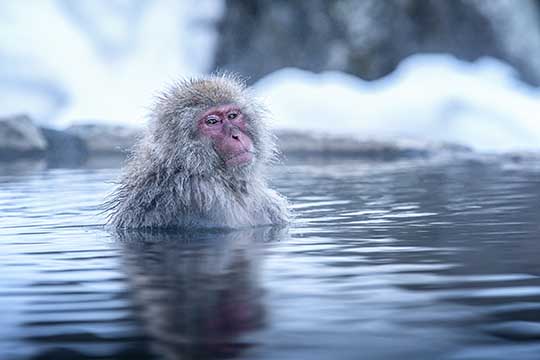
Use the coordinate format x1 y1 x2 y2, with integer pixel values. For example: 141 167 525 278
255 55 540 153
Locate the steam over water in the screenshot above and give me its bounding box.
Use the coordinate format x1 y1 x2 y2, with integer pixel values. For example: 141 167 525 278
1 157 540 359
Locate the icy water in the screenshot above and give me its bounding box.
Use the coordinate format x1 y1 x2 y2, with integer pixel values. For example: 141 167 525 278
1 156 540 360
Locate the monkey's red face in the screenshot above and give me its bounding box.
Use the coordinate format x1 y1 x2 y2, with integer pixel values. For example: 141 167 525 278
197 104 254 167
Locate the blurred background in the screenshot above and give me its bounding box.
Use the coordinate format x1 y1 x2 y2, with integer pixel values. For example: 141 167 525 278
1 0 540 162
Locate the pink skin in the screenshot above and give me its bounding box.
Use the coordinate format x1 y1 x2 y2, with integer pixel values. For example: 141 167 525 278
197 104 254 167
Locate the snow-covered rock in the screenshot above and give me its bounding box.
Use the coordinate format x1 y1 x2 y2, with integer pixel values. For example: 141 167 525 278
0 115 47 160
40 127 88 166
66 124 141 155
275 130 470 159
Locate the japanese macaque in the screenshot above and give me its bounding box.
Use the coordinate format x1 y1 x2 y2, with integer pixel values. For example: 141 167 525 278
106 74 289 229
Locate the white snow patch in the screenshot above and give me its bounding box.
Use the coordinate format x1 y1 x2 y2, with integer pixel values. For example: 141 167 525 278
255 55 540 152
0 0 223 127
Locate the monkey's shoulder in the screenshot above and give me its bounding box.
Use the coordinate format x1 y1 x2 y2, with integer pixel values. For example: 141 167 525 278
108 171 289 229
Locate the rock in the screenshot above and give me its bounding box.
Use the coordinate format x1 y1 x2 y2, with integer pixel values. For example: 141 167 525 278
275 130 471 160
0 114 47 161
66 124 141 155
40 127 88 167
216 0 540 85
0 116 472 166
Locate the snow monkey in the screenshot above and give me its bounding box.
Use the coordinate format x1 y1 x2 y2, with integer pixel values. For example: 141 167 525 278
106 74 289 229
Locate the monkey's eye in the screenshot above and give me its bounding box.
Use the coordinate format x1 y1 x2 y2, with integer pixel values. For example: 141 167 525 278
205 116 220 125
227 112 238 120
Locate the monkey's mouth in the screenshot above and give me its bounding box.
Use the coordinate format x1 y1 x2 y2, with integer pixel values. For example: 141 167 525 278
225 151 254 167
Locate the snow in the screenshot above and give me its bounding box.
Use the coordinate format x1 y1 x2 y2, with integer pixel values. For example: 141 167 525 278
0 0 223 126
0 1 539 153
255 55 540 152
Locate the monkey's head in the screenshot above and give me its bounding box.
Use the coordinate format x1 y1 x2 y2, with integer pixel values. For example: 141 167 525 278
146 74 275 179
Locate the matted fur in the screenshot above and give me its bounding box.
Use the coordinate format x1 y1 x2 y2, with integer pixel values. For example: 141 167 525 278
105 73 289 229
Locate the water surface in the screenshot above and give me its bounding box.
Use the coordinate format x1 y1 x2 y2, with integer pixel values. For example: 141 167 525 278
1 156 540 360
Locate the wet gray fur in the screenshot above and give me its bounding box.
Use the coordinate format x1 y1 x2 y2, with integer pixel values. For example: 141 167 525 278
105 74 289 229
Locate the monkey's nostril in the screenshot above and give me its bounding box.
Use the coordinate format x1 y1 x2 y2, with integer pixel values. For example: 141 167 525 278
232 134 240 140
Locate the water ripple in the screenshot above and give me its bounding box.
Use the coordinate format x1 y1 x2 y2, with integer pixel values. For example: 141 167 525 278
1 158 540 359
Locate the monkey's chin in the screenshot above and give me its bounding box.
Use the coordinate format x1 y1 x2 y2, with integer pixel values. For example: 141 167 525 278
225 152 254 167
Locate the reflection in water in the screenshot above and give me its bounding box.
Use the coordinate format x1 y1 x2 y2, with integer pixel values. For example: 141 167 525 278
116 227 287 360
